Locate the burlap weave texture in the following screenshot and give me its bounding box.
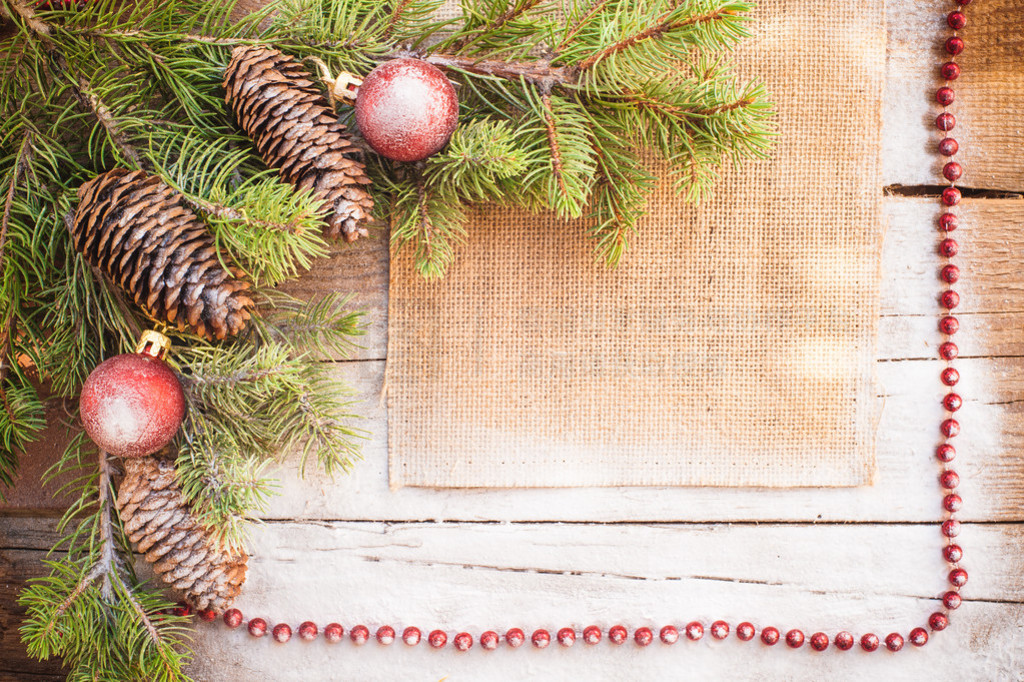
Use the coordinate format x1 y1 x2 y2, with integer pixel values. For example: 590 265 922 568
387 1 886 488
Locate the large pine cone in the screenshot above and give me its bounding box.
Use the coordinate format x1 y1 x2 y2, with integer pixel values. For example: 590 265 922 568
72 169 254 341
224 45 374 242
116 457 248 613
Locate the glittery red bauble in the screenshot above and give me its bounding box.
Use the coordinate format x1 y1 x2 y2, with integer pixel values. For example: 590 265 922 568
79 353 185 457
355 58 459 162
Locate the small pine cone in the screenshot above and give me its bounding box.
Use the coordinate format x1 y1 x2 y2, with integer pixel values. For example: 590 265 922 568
223 45 374 242
72 169 254 341
116 456 248 613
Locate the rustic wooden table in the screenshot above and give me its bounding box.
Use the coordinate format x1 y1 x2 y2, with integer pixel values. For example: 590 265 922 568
2 1 1023 680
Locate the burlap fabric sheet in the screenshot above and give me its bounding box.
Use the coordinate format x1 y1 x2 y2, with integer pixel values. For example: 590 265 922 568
387 1 886 489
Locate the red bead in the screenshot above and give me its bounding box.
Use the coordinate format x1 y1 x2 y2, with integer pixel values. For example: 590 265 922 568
939 342 959 361
939 238 958 257
939 316 960 335
428 630 447 648
942 187 961 207
223 609 243 629
532 629 551 648
634 627 653 646
941 418 960 438
401 626 420 646
939 137 959 156
454 632 473 651
376 625 395 645
809 632 829 651
248 617 268 637
941 264 961 284
945 543 964 562
609 625 628 645
944 493 964 513
940 62 961 81
786 629 805 649
943 162 963 182
79 354 186 458
660 625 679 644
910 627 929 647
710 621 730 640
198 609 216 622
557 627 576 647
936 112 956 131
350 625 369 645
946 36 964 55
943 393 963 412
355 58 459 162
834 631 855 650
298 621 318 641
861 633 880 652
938 212 959 231
941 367 960 386
947 11 966 29
943 590 963 610
737 622 756 641
941 290 960 310
505 628 525 648
949 568 969 587
929 612 949 631
885 633 905 652
171 604 191 617
325 623 345 643
272 623 292 643
936 87 955 106
480 631 500 650
942 520 962 538
686 621 704 641
940 470 960 489
761 627 780 646
583 625 602 644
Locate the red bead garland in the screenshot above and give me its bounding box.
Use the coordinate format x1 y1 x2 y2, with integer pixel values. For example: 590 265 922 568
206 0 969 658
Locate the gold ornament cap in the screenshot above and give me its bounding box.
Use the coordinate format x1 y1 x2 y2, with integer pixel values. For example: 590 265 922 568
136 330 172 360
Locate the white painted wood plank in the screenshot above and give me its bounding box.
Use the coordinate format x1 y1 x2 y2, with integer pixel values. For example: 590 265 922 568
185 521 1024 681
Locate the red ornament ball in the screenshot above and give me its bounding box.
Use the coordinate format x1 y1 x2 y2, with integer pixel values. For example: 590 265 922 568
609 625 628 645
834 631 855 650
944 543 964 562
557 627 576 647
401 626 420 646
248 617 268 637
583 625 602 644
761 627 780 646
223 609 243 629
685 621 704 641
736 622 756 641
885 633 904 652
480 630 500 650
325 623 345 643
659 625 679 644
909 627 929 647
860 633 880 652
355 58 459 162
272 623 292 643
298 621 318 641
710 620 730 640
79 353 185 458
634 627 653 646
532 629 551 648
350 624 370 645
785 629 805 648
505 627 525 648
810 632 829 651
454 632 473 651
376 625 395 645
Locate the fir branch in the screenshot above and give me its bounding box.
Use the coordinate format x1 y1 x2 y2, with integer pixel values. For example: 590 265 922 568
72 77 146 169
0 0 52 40
0 133 31 426
556 0 608 52
422 53 572 88
448 0 545 52
575 2 742 72
383 0 416 36
541 93 571 203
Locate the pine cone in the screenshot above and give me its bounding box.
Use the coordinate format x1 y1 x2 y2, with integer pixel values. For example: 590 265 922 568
116 456 248 613
72 169 254 341
223 45 374 242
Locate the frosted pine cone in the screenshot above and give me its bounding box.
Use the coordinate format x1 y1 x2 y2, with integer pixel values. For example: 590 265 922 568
116 456 248 613
72 169 254 341
224 45 374 242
